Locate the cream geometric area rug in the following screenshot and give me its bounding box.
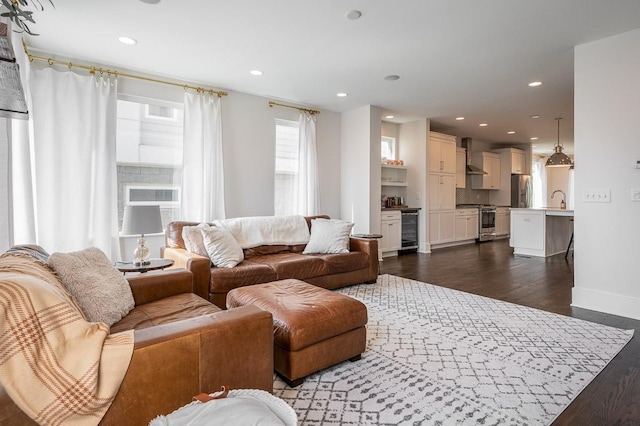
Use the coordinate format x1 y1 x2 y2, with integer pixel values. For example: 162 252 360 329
273 274 633 425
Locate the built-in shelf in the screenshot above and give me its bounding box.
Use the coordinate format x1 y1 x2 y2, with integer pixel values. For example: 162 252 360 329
381 164 408 187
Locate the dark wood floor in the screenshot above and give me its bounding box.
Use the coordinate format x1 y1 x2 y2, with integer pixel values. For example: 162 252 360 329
380 239 640 426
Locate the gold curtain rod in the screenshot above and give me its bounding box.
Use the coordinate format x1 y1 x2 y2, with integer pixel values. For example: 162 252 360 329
22 40 227 97
268 101 319 115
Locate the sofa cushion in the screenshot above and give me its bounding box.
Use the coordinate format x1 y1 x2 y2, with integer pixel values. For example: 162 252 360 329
303 218 353 254
182 223 211 257
201 226 244 268
251 253 329 280
310 251 371 275
110 292 222 333
209 260 278 293
49 247 135 326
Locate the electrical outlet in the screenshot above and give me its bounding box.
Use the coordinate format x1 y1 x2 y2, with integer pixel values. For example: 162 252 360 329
415 192 420 201
583 189 611 203
632 189 640 202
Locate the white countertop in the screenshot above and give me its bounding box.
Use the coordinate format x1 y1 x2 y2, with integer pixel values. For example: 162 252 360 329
511 207 574 217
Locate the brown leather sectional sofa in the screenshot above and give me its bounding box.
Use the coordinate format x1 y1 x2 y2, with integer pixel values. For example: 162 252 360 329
0 252 274 426
163 215 379 309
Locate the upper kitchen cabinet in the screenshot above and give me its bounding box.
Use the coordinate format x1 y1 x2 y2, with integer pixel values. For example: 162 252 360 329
455 147 466 189
428 132 456 174
471 152 501 190
493 147 528 175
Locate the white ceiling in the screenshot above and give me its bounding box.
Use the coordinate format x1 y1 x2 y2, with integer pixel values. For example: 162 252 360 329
19 0 640 156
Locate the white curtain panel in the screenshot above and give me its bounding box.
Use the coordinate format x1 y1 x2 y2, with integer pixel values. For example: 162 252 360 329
296 112 320 215
181 92 225 221
28 68 119 258
532 156 548 208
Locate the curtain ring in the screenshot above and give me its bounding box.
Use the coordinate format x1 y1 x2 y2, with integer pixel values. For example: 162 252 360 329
68 62 72 70
47 58 53 66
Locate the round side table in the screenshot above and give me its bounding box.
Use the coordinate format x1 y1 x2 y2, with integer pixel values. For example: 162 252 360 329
115 258 174 274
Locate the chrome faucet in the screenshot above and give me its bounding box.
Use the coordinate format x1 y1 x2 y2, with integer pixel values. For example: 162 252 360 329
551 190 566 209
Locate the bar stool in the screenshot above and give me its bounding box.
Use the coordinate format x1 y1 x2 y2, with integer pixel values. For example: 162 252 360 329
565 218 574 259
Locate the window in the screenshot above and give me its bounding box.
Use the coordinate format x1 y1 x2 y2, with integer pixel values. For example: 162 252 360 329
116 96 184 229
381 136 396 160
274 119 299 216
125 185 181 207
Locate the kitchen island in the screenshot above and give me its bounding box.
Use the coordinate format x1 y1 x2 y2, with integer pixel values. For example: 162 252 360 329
510 208 574 257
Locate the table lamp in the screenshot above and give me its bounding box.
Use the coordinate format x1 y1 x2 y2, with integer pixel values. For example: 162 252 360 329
122 205 163 266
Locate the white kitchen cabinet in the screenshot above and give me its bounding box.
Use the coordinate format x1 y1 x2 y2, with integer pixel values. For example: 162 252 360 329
495 207 511 237
454 208 479 241
428 132 456 174
429 173 455 211
380 210 402 256
429 211 455 244
471 152 501 190
510 209 544 252
456 147 466 189
511 150 526 174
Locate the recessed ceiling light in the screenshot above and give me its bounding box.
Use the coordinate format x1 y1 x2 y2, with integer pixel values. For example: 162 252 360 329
384 75 400 81
530 137 538 141
385 115 395 119
117 36 137 45
346 10 362 20
528 81 543 87
139 0 161 3
507 131 515 134
529 114 541 119
250 70 263 76
479 123 488 127
337 92 348 97
455 117 464 121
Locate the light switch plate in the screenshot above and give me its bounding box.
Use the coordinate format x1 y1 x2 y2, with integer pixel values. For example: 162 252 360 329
583 189 611 203
632 189 640 202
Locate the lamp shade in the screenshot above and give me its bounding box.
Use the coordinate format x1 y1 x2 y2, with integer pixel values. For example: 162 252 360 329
545 117 572 168
545 146 573 167
122 205 163 235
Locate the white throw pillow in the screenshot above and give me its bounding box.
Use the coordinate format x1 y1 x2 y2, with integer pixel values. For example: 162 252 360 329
182 223 210 257
303 218 354 254
48 247 135 326
201 226 244 268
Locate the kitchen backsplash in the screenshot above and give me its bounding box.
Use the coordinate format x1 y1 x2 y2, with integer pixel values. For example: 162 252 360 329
456 187 491 205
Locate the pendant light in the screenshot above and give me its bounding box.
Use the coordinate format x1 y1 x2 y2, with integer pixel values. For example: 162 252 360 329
545 117 572 167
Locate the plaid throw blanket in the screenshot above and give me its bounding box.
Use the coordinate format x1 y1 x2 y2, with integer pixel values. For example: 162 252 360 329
0 254 134 426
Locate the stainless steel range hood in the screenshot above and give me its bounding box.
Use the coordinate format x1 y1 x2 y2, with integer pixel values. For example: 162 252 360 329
461 138 488 175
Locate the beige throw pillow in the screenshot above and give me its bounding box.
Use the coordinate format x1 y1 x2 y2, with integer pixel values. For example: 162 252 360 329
49 247 135 326
201 227 244 268
303 218 354 254
182 223 210 257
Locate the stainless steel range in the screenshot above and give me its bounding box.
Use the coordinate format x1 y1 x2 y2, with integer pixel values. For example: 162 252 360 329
456 204 497 242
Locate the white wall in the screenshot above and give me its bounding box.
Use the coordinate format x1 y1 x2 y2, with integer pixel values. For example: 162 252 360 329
572 28 640 320
341 105 382 234
400 119 429 252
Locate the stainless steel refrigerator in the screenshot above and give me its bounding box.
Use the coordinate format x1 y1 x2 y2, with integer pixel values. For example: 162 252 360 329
511 175 533 208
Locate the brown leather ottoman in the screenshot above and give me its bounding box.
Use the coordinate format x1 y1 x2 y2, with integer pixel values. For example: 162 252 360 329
226 278 368 387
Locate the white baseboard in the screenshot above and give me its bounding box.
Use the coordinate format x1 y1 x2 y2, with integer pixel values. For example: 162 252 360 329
572 287 640 321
